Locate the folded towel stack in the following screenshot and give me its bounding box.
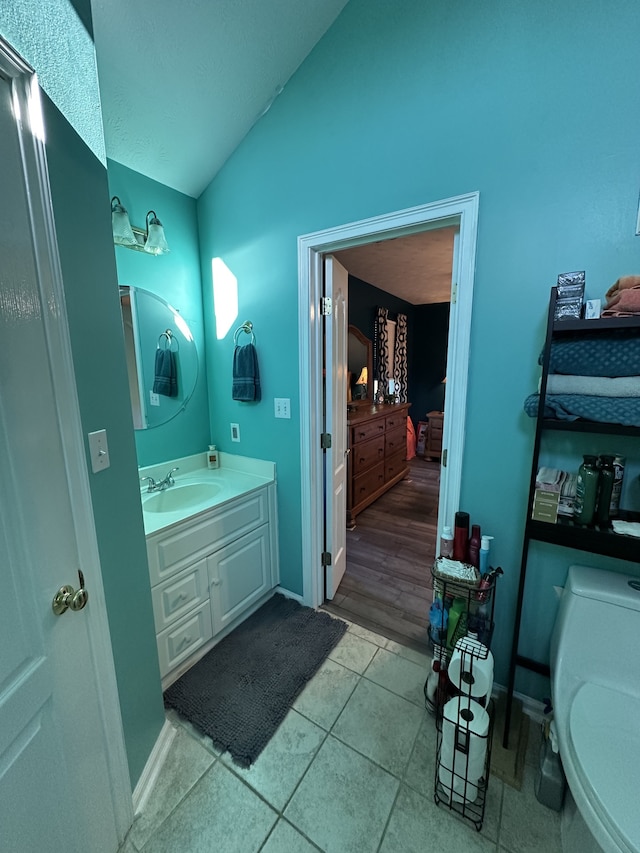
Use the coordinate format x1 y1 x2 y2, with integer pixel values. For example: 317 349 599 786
603 275 640 316
232 343 261 402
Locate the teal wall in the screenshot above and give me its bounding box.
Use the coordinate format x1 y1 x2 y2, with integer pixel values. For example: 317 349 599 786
107 160 210 466
2 1 166 788
197 0 640 694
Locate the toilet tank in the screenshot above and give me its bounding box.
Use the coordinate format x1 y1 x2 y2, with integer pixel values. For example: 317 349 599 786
551 565 640 697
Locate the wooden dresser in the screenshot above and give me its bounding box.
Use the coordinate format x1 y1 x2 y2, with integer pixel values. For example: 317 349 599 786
347 403 410 526
425 410 444 461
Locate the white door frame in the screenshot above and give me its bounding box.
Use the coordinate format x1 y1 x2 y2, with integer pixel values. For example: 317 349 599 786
1 36 133 838
298 193 479 608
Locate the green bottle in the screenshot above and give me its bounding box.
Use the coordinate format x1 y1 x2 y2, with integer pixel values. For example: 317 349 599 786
575 455 599 526
595 455 615 526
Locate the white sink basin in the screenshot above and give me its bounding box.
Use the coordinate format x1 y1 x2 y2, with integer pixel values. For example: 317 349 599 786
143 482 222 513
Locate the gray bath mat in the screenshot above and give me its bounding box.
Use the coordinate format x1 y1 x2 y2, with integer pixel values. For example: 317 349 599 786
163 593 347 766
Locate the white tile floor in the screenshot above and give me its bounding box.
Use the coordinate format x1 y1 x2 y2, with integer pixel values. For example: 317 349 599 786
119 621 562 853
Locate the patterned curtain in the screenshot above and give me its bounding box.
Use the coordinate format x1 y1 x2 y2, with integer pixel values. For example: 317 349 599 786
394 313 408 403
374 307 389 393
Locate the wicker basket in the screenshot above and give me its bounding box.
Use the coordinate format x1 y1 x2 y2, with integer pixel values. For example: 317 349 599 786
432 557 481 600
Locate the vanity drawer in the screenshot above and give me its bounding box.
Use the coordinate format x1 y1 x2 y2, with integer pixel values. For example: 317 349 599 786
385 425 406 457
352 461 386 506
156 601 213 679
351 434 385 476
351 418 386 445
151 558 209 633
147 489 268 585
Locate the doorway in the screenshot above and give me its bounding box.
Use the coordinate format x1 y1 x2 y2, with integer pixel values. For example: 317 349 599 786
298 193 479 611
324 236 453 646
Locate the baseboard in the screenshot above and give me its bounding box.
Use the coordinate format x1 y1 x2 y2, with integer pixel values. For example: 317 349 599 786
275 585 304 604
132 720 176 816
493 681 546 724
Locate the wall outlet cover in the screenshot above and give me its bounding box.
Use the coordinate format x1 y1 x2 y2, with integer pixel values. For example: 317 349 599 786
230 422 240 442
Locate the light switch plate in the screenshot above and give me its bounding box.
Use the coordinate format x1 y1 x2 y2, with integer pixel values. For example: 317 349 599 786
274 398 291 419
230 422 240 442
88 429 110 473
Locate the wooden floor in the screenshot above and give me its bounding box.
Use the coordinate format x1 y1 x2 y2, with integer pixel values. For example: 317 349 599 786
324 457 439 651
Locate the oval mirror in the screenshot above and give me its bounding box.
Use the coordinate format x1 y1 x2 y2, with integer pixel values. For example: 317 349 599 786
119 285 199 429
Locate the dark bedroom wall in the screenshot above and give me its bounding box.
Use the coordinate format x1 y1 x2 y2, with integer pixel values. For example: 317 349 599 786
348 275 449 426
412 302 450 422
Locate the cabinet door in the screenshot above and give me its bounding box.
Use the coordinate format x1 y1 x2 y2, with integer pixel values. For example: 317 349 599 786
209 524 271 633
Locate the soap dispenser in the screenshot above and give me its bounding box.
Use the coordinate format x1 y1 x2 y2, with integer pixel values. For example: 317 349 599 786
207 444 219 469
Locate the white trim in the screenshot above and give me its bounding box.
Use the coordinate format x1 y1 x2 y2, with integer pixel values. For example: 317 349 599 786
1 37 133 839
298 193 479 608
132 721 177 815
275 585 305 604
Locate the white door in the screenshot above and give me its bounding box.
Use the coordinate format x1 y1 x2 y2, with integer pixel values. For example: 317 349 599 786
0 51 130 852
324 256 348 599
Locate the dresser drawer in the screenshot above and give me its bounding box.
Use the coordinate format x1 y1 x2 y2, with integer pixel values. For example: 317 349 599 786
151 558 209 633
351 434 385 476
156 601 213 678
385 412 406 432
385 450 408 482
385 425 406 457
147 489 268 585
351 418 386 445
352 461 386 506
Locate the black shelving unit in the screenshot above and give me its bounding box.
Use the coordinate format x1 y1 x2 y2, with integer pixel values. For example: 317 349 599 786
503 287 640 748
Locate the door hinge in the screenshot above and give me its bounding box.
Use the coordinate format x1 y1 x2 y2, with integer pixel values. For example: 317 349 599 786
321 432 332 449
451 282 458 304
442 448 448 467
322 551 332 566
321 296 332 316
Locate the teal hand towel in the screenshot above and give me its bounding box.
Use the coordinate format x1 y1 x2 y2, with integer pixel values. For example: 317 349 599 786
232 343 261 401
153 348 178 397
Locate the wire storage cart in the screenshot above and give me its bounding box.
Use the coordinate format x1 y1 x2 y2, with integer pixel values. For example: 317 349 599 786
427 559 500 830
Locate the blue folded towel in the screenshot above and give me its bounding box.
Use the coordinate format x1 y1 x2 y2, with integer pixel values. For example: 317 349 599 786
153 348 178 397
232 343 261 401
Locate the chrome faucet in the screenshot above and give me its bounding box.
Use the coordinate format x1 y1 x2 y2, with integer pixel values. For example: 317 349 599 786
158 467 179 490
140 467 179 493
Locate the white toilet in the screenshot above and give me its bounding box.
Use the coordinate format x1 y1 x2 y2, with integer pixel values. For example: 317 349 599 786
551 565 640 853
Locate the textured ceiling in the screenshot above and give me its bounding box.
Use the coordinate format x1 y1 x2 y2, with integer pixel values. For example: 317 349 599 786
91 0 350 198
334 226 457 305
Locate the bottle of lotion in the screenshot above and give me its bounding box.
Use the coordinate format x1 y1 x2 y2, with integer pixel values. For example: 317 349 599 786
439 525 454 558
479 535 494 576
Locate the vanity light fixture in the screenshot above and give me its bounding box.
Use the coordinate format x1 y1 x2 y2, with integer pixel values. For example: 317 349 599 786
143 210 170 255
110 196 170 255
111 196 137 246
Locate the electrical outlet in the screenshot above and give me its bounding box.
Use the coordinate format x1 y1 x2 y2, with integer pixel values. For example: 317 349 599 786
149 392 160 406
274 397 291 419
230 422 240 442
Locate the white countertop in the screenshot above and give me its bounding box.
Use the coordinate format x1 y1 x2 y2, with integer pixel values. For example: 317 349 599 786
139 452 275 536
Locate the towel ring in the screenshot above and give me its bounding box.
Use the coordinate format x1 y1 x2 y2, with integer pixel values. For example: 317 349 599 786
158 329 179 351
233 320 256 346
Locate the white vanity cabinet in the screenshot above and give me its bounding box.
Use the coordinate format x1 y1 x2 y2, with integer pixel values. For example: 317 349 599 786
146 483 278 683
